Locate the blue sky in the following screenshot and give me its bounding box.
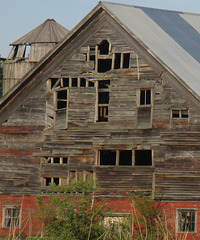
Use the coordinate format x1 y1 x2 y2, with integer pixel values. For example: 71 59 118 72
1 0 200 57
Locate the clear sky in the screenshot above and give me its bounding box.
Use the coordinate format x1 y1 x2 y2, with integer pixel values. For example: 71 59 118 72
1 0 200 57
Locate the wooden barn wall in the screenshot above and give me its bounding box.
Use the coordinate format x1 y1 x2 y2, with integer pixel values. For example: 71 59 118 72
0 84 46 195
1 12 200 201
42 15 200 200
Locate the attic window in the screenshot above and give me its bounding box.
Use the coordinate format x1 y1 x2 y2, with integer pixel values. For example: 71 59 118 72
140 89 151 106
98 59 112 73
114 53 121 69
89 46 96 61
56 89 68 110
123 53 130 68
172 109 189 119
98 40 109 55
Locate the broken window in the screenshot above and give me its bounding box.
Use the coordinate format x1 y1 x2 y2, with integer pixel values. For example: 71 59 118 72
72 78 78 87
114 53 121 69
56 89 68 110
119 150 132 166
44 177 60 186
97 80 110 122
80 78 86 87
88 46 96 61
172 109 189 119
99 150 116 165
135 150 152 166
63 78 69 87
88 81 94 87
177 209 196 233
43 157 68 164
123 53 130 68
99 150 152 166
98 59 112 73
50 78 59 89
68 171 93 186
137 88 153 129
3 206 21 228
98 40 110 55
140 89 151 106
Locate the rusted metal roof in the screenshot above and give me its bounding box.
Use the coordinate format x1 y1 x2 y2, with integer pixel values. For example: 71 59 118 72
102 1 200 97
11 19 69 45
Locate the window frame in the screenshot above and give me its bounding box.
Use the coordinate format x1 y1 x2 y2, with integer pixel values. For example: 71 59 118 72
138 88 152 107
2 205 21 229
171 109 189 119
98 149 153 167
95 80 110 122
176 208 197 233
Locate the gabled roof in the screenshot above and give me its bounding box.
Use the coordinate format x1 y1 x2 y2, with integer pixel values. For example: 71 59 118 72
1 1 200 125
11 19 69 45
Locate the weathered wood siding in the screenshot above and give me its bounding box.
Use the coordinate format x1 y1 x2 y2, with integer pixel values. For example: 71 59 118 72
1 12 200 201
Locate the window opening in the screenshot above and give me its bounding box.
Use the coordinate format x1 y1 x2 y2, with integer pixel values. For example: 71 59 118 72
119 150 132 166
62 158 68 164
24 45 31 58
89 46 96 61
72 78 78 87
172 109 188 119
88 81 94 87
140 89 151 105
12 46 18 59
56 89 68 110
3 206 21 228
98 40 109 55
53 157 60 164
45 178 52 186
114 53 121 69
98 59 112 73
97 80 110 122
135 150 152 166
50 78 59 89
178 209 196 233
54 178 60 186
63 78 69 87
99 150 116 165
123 53 130 68
80 78 86 87
44 177 60 186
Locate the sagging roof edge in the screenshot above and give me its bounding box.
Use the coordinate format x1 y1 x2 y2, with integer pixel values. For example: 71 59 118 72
1 1 200 126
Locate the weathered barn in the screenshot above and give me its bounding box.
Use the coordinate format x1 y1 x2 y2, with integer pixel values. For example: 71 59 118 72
1 1 200 238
